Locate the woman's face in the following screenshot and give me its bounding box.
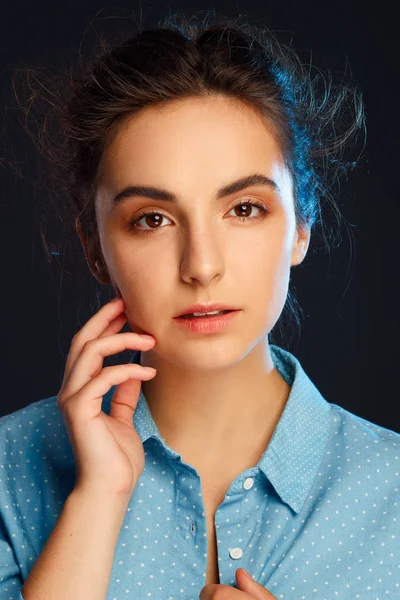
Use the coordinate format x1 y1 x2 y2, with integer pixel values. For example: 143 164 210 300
90 96 309 370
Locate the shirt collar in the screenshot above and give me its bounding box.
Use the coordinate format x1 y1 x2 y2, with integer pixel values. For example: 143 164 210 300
103 344 331 514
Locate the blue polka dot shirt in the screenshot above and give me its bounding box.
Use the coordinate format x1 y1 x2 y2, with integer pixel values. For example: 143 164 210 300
1 344 399 599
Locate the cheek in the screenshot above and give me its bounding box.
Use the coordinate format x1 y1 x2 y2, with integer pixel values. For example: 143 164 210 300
116 249 173 310
238 223 293 313
239 220 292 278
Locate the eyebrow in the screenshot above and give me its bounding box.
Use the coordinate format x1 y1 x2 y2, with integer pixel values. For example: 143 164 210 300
111 172 280 207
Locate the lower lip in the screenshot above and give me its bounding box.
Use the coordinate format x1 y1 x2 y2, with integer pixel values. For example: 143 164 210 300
173 310 241 334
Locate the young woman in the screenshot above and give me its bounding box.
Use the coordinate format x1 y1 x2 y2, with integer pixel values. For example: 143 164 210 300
1 10 398 600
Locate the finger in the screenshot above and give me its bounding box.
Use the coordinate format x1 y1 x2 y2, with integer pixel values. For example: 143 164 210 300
236 568 277 600
59 332 155 405
62 297 127 385
100 312 128 339
60 363 156 421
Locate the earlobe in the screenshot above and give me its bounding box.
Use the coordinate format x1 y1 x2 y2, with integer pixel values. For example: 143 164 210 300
75 217 111 284
92 257 112 285
291 227 311 267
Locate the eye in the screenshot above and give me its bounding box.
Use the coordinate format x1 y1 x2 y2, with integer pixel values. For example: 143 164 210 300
229 201 267 222
127 199 268 234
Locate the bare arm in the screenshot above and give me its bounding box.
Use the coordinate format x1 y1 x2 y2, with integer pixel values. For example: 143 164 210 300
22 488 130 600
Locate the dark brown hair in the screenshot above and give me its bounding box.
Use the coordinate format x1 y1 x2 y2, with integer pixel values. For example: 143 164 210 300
6 9 366 346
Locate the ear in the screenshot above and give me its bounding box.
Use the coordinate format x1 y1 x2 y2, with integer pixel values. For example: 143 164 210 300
75 217 111 285
291 223 311 267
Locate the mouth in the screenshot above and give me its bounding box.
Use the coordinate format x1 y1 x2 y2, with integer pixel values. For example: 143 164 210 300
175 309 237 319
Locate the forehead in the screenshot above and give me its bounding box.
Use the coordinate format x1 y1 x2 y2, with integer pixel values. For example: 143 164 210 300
103 96 283 167
97 96 291 208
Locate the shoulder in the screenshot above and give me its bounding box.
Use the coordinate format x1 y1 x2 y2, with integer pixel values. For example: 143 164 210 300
0 396 76 497
326 401 400 476
0 395 59 428
0 395 61 448
0 395 62 445
329 401 400 446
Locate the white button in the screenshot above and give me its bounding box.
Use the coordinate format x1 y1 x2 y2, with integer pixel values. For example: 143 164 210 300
243 477 254 490
229 547 243 559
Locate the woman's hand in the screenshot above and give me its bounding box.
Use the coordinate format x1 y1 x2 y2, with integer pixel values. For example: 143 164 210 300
56 296 157 498
200 568 277 599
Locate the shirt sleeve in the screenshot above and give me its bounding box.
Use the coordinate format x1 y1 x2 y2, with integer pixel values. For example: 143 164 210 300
0 512 24 600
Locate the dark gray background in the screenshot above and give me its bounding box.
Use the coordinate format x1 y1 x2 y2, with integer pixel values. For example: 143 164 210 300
1 1 398 432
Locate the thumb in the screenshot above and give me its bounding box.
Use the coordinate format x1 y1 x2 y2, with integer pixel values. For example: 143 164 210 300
236 568 277 599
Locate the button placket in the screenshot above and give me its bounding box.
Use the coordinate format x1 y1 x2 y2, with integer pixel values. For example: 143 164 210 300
223 478 254 567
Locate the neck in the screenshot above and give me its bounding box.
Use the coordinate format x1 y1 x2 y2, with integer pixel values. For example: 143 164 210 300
139 339 291 471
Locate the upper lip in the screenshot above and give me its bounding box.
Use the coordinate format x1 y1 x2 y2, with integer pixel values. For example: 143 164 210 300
174 302 240 318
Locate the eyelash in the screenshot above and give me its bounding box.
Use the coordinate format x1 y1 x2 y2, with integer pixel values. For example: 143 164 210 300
127 200 268 234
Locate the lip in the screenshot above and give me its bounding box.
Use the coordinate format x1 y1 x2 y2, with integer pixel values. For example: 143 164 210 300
173 309 241 334
174 302 240 318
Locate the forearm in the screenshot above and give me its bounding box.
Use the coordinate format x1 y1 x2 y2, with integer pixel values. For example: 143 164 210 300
21 488 130 600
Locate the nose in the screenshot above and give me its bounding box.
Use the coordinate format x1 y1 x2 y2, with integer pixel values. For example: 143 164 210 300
178 223 225 287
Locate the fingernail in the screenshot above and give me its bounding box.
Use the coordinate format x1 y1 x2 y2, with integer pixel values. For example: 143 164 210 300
141 334 154 340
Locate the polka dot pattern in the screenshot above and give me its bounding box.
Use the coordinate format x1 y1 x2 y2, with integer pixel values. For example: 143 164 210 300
1 344 399 599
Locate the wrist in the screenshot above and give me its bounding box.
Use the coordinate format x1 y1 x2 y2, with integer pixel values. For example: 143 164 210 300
69 485 132 519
